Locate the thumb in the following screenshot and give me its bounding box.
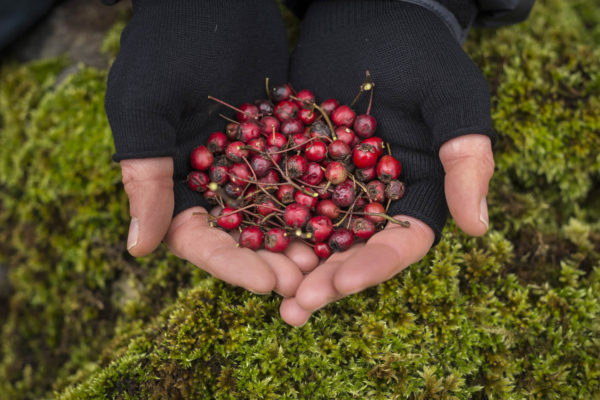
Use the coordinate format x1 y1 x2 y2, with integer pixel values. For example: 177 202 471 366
439 134 495 237
120 157 174 256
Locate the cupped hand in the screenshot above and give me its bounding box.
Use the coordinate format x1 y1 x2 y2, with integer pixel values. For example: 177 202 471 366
280 0 497 325
120 157 319 296
108 1 320 295
280 133 494 326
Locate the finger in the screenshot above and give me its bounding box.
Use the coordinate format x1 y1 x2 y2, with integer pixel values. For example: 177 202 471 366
439 134 495 236
280 297 312 327
120 157 174 257
255 250 304 297
283 241 320 273
165 207 276 294
293 243 365 311
333 216 434 295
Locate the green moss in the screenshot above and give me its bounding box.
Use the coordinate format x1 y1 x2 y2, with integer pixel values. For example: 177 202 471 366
1 0 599 398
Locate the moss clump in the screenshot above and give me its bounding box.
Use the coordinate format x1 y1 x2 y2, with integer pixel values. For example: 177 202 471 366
1 0 599 398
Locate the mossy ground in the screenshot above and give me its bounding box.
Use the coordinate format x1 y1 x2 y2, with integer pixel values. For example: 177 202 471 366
1 0 599 398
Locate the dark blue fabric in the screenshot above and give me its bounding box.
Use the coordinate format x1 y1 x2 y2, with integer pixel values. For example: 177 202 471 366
0 0 58 50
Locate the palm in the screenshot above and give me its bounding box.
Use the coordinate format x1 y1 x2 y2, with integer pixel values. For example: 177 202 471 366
164 206 318 297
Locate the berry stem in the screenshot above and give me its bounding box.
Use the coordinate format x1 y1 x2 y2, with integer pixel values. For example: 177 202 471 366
265 77 272 102
354 212 410 227
312 102 338 141
264 151 319 198
349 70 373 109
208 95 258 121
349 175 373 202
219 113 239 124
365 84 375 116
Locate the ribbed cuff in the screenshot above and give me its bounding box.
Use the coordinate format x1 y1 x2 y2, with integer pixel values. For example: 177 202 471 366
387 178 448 245
173 179 209 217
107 107 177 162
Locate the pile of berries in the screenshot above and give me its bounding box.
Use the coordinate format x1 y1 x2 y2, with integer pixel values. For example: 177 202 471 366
187 76 408 258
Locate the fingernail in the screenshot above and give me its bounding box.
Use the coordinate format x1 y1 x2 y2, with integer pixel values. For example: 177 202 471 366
479 197 489 230
127 217 139 250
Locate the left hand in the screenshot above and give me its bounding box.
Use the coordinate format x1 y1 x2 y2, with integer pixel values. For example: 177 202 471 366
278 0 496 325
281 134 494 326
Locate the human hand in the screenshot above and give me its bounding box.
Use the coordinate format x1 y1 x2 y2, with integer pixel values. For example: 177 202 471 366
106 0 316 295
281 134 493 325
280 0 496 325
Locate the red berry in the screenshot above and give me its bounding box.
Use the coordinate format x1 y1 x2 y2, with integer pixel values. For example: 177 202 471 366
209 165 229 185
286 155 308 178
226 141 249 162
331 105 356 127
256 196 278 216
352 143 378 169
217 207 242 230
354 196 367 210
328 228 354 252
187 171 209 192
325 161 348 185
190 145 214 171
203 189 219 204
212 154 231 168
229 163 251 186
352 217 376 240
376 155 402 183
361 136 384 157
316 199 340 220
301 162 324 186
299 108 316 124
255 99 274 115
385 180 406 200
313 242 332 259
355 167 376 182
277 184 295 204
366 180 386 203
332 180 355 207
353 114 377 138
295 189 318 209
320 98 340 115
247 137 266 152
224 182 244 198
238 121 261 143
295 89 316 107
250 154 272 178
270 84 293 102
284 203 311 228
266 131 287 148
265 145 282 164
274 100 299 121
264 228 290 252
334 126 356 146
306 216 333 242
258 169 280 185
207 132 228 154
315 182 332 199
328 140 351 161
260 115 280 135
305 140 327 162
236 103 259 122
225 122 239 140
309 121 332 139
239 226 264 250
363 202 386 224
280 118 304 135
289 133 310 150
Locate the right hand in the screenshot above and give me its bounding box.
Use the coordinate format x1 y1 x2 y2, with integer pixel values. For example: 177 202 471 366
107 0 318 296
